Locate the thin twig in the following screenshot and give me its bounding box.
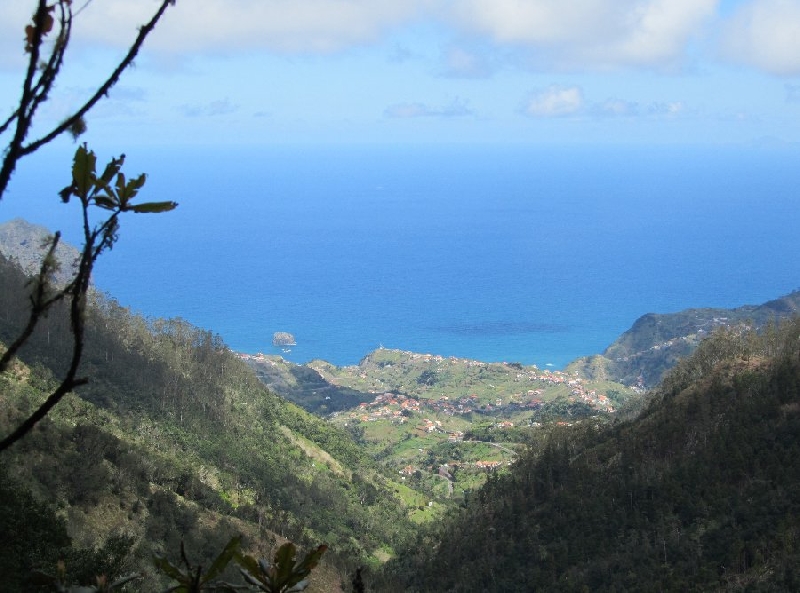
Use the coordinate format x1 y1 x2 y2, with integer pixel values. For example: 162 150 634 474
0 0 49 198
0 233 69 374
22 0 176 157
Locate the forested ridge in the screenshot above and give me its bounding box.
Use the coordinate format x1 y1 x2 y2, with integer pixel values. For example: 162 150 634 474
380 319 800 591
568 291 800 388
0 251 419 591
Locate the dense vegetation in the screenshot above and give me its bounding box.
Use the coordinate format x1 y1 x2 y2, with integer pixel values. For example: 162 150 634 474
0 251 421 590
379 318 800 591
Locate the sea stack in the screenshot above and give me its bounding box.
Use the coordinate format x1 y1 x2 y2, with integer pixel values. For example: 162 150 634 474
272 332 297 347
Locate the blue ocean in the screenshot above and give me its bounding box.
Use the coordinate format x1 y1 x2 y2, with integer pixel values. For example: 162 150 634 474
4 143 800 369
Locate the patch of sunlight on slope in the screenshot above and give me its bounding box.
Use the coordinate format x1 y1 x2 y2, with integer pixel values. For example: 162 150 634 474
278 425 351 480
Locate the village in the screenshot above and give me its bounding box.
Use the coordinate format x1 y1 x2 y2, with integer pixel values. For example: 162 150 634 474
336 362 615 426
242 348 627 494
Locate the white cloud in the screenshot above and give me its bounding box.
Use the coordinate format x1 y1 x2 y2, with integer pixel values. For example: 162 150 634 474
591 98 639 117
447 0 718 70
720 0 800 75
1 0 716 69
384 98 473 118
11 0 798 78
48 0 434 55
522 91 689 120
647 101 686 116
178 98 239 118
438 43 497 78
0 1 435 64
522 86 584 117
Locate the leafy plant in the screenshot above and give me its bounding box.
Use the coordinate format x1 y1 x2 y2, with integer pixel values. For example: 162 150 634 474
153 536 243 593
154 538 328 593
0 144 177 452
59 144 177 217
1 0 177 452
237 542 328 593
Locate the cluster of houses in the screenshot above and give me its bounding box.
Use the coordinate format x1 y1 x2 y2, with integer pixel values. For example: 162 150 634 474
344 373 615 425
564 379 615 412
345 391 484 423
242 349 617 418
506 374 615 413
345 392 421 423
238 352 274 364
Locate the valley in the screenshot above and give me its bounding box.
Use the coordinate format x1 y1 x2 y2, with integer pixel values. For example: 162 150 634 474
243 348 636 503
2 219 800 591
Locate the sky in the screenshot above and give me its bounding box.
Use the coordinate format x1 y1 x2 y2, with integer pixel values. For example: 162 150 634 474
3 0 800 147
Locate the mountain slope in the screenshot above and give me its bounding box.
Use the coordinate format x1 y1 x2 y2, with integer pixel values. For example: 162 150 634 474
0 251 422 591
383 317 800 592
567 290 800 388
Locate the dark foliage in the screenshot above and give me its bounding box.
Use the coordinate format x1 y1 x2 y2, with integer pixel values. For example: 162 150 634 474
0 469 71 591
382 318 800 591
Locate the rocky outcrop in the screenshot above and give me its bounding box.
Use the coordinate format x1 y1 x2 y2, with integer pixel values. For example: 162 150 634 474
0 218 81 286
272 332 297 346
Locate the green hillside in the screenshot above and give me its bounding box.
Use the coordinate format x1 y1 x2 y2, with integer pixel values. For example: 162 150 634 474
0 251 423 591
567 291 800 388
380 317 800 591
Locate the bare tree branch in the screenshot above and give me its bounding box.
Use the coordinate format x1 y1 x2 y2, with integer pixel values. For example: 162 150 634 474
0 232 68 374
0 0 50 197
0 0 177 200
22 0 176 158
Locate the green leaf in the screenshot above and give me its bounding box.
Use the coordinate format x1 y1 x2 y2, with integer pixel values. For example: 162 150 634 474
99 155 124 187
115 172 128 204
94 196 117 210
274 542 297 584
113 172 149 206
236 553 265 584
203 536 241 583
239 568 264 588
296 545 327 573
58 185 73 203
258 558 271 575
153 555 187 582
72 145 97 199
128 201 178 214
286 579 310 592
130 172 147 191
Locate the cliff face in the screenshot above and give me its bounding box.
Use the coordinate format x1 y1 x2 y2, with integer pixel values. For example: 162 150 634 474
567 291 800 388
0 218 80 286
